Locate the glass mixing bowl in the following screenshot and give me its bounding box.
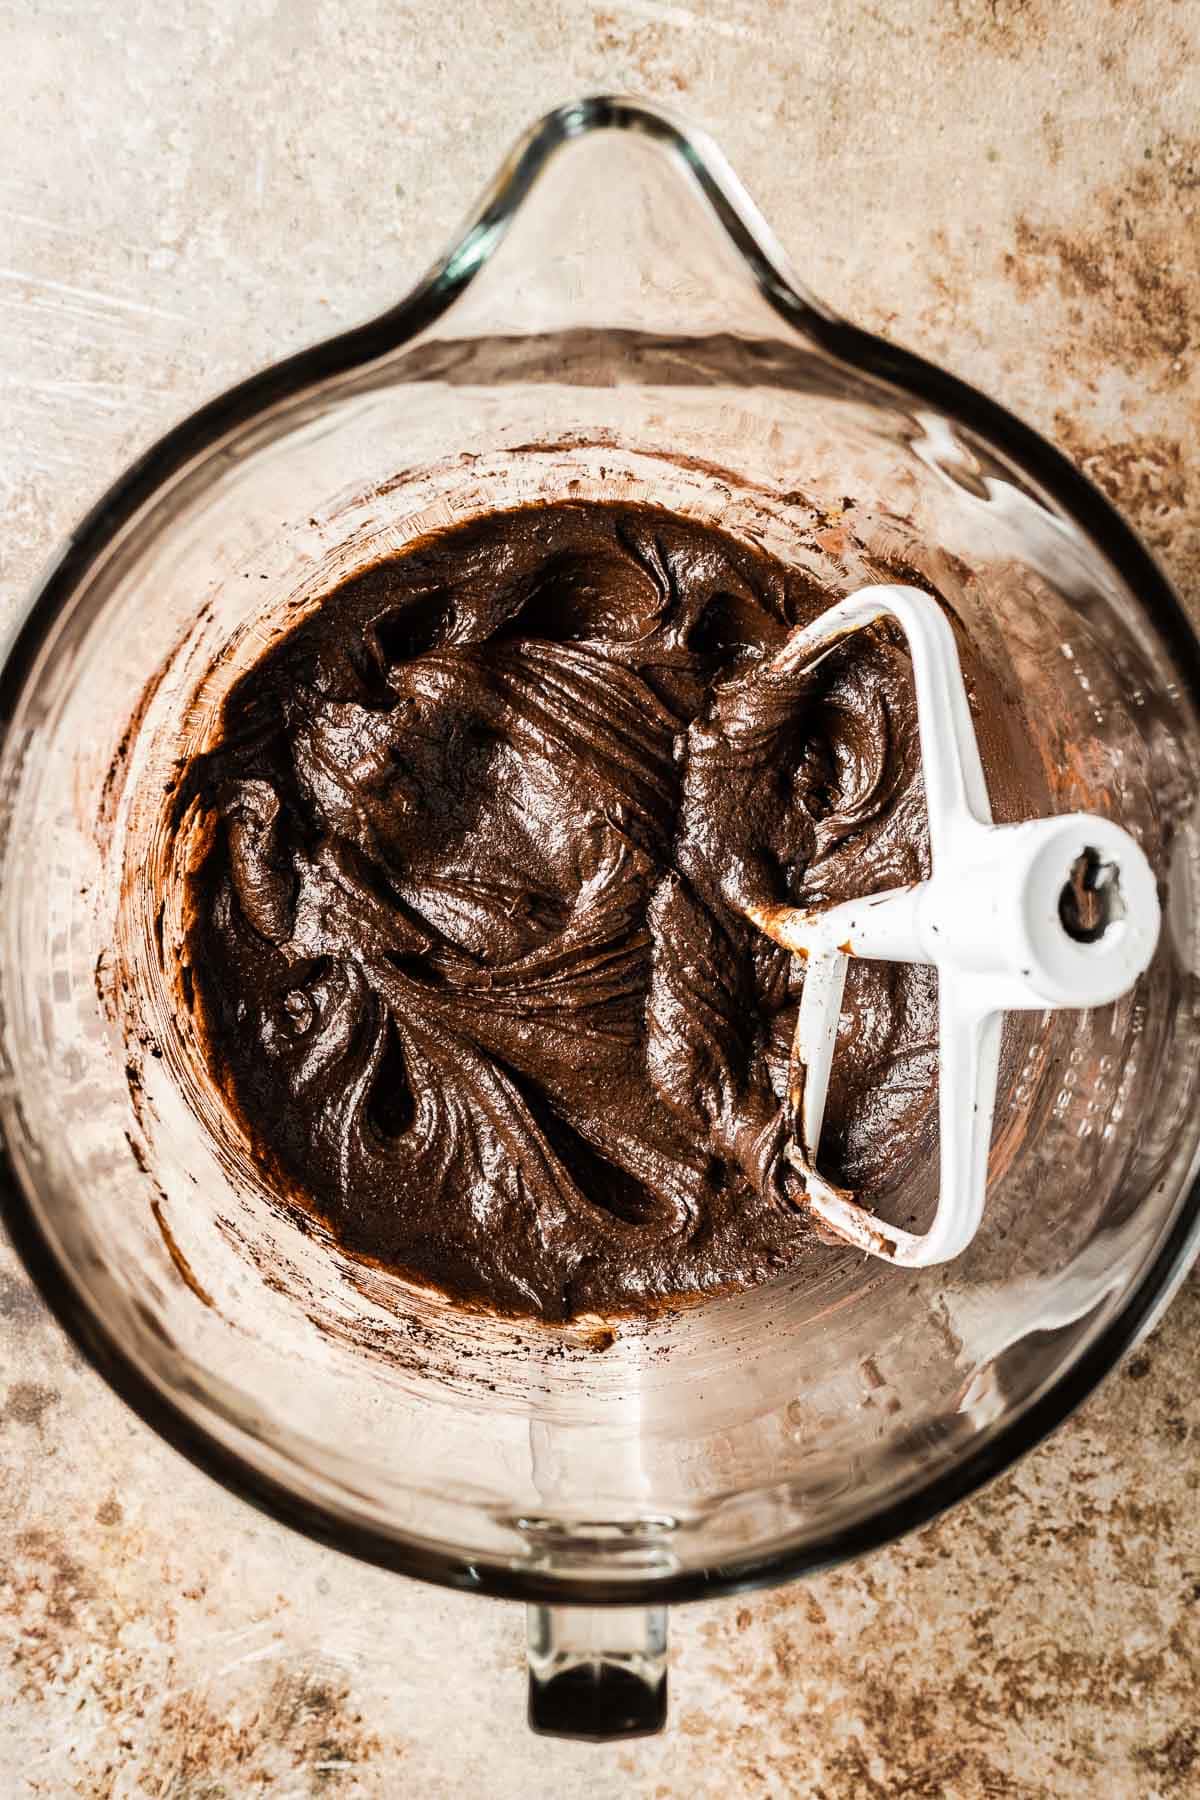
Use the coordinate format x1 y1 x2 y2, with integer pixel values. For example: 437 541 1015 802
3 97 1200 1740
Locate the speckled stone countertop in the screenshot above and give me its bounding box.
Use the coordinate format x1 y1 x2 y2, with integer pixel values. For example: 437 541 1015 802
2 2 1198 1794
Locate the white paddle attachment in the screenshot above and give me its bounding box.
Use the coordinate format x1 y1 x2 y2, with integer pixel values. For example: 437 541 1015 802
743 585 1160 1267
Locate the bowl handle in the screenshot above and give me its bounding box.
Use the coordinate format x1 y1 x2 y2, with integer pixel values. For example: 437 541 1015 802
526 1602 668 1740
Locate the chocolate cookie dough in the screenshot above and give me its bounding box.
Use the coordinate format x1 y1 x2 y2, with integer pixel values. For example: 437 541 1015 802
178 502 954 1319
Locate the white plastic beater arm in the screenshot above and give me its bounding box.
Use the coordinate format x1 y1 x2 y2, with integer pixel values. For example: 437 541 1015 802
741 583 1159 1270
763 583 993 843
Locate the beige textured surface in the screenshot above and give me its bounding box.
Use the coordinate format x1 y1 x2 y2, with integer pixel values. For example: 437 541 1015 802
2 1 1199 1794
